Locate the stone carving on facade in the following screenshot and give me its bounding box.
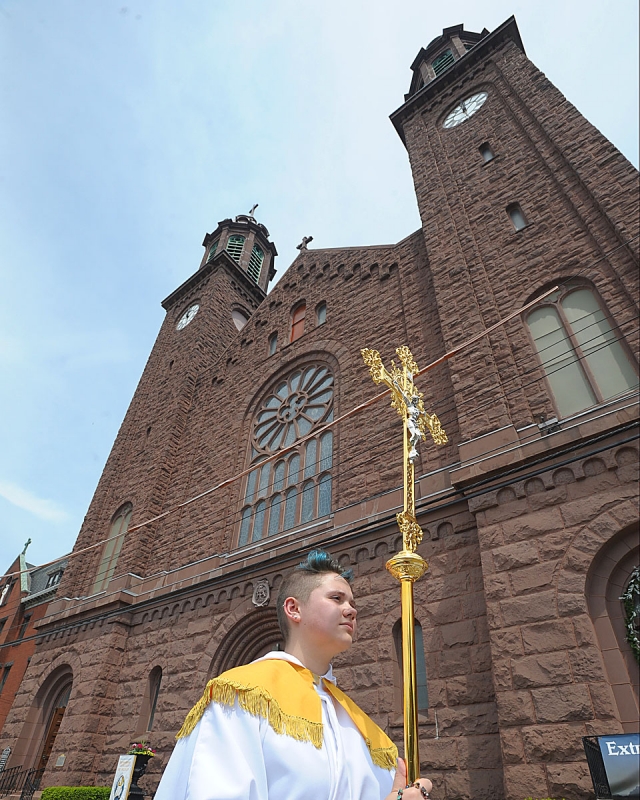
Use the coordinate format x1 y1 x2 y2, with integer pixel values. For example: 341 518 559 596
251 579 270 608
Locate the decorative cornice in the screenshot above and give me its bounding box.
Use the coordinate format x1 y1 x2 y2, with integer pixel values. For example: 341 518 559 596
161 250 266 311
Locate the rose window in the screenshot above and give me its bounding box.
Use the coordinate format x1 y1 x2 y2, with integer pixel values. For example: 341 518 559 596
240 365 334 546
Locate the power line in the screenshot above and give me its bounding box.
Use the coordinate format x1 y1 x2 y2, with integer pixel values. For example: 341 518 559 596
3 424 636 654
4 238 638 581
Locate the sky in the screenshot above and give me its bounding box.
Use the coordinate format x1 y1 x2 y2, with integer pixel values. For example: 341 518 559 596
0 0 638 573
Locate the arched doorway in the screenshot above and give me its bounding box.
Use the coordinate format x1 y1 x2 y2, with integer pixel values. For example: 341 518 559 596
37 681 71 771
585 522 639 731
13 665 73 771
209 608 283 678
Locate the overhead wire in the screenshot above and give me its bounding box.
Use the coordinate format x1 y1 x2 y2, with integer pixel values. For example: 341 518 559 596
3 236 638 582
3 422 638 654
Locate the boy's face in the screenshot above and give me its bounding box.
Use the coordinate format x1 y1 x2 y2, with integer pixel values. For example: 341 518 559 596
295 573 357 658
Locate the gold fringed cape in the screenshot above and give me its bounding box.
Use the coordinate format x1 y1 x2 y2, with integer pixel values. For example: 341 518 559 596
176 659 398 771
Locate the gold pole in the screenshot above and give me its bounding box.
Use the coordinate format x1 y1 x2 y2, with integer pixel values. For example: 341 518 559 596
361 346 447 784
401 575 419 780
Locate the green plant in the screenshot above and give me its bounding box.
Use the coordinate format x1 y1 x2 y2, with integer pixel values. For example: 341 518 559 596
620 566 640 663
41 789 110 800
127 739 156 756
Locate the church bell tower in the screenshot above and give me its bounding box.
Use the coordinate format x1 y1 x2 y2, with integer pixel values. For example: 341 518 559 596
390 16 638 445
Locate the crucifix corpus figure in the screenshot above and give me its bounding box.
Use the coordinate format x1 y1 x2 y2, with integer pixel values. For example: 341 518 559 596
361 344 447 784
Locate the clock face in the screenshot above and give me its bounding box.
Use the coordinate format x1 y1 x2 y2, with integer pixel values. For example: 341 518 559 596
176 303 200 330
443 91 488 129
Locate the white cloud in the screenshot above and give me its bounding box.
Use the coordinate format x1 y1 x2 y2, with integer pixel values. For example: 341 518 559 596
0 481 69 522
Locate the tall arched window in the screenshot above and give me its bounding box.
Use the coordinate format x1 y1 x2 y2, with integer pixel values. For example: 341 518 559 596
526 282 638 418
393 618 429 712
147 666 162 731
91 503 132 594
37 680 72 772
290 303 306 342
238 365 334 546
226 235 246 263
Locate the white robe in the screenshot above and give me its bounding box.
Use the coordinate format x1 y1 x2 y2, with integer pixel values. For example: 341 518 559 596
155 652 395 800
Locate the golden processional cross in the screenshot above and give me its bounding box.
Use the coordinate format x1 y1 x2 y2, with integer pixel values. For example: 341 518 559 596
361 345 447 783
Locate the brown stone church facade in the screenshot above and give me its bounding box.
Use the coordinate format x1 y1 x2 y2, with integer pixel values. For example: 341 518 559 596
1 17 638 800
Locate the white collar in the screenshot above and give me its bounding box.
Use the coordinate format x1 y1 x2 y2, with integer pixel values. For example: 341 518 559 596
253 650 337 685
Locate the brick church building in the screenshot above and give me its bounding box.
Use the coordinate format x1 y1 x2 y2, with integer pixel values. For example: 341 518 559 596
1 16 638 800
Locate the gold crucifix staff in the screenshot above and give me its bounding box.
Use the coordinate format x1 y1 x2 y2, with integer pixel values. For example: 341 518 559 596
361 345 447 784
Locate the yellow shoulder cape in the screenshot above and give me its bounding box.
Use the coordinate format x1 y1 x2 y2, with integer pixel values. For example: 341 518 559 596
176 658 398 771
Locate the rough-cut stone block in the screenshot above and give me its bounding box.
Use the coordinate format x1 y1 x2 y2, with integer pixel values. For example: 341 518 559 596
511 651 572 688
572 615 597 648
568 647 607 682
560 494 617 527
420 737 459 769
438 648 473 677
493 542 538 571
446 673 495 706
424 597 464 625
521 619 575 653
558 591 587 616
501 508 564 541
497 691 536 726
503 764 548 800
547 761 594 800
436 703 499 736
441 620 477 647
500 729 525 763
470 644 493 673
483 573 511 600
521 722 586 762
443 768 506 800
531 684 594 723
509 561 557 595
610 499 640 528
456 734 502 769
492 659 513 691
588 681 620 720
500 590 557 626
491 629 524 657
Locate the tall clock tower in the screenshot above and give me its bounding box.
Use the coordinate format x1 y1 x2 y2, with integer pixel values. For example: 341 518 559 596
391 18 639 800
391 17 638 447
61 214 277 597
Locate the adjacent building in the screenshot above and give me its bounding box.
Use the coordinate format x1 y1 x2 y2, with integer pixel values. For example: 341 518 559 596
0 545 67 772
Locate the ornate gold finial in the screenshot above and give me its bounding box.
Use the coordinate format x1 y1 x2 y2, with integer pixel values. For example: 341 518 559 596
361 345 447 552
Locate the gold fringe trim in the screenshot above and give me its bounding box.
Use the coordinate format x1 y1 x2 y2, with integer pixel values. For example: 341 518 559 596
176 678 323 748
368 743 398 771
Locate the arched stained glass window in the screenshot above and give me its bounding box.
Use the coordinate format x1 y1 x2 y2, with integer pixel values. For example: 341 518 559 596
238 364 334 545
526 282 638 418
226 235 246 263
91 503 132 594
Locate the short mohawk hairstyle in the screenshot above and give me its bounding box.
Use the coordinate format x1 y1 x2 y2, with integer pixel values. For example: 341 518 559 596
297 549 353 581
276 549 353 641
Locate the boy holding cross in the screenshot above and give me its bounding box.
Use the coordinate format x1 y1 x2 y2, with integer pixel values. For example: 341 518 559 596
155 550 432 799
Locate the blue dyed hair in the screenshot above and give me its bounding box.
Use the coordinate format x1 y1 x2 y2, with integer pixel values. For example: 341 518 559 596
276 549 353 640
297 549 353 582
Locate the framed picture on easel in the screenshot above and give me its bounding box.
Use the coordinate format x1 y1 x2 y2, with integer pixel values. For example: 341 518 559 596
109 755 136 800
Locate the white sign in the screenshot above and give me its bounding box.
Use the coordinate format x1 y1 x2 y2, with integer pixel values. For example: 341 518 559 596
109 755 136 800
